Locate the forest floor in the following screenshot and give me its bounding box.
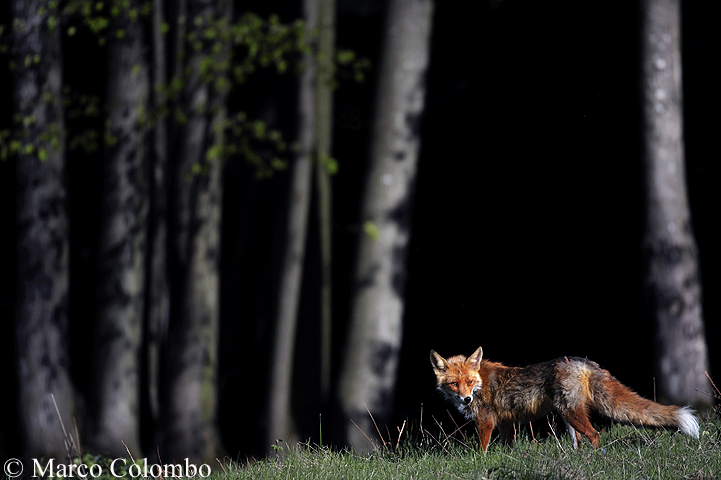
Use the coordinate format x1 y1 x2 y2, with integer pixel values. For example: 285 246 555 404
222 412 721 480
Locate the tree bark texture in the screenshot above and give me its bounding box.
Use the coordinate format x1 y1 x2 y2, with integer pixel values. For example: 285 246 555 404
339 0 433 451
267 0 317 449
162 0 231 463
12 0 75 460
640 0 710 406
90 3 150 456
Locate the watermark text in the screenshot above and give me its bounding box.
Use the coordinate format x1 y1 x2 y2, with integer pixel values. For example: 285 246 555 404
3 457 212 478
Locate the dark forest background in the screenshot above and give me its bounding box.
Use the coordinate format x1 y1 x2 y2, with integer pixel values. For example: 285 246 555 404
1 0 719 465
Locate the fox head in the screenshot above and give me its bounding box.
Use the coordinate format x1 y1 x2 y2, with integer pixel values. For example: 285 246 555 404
430 347 483 418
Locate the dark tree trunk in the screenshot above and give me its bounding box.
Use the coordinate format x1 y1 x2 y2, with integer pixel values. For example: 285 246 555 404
161 0 232 463
90 1 150 456
147 0 170 428
267 0 319 449
640 0 710 406
12 0 75 460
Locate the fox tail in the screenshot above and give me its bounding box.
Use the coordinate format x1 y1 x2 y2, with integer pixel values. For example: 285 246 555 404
591 373 699 439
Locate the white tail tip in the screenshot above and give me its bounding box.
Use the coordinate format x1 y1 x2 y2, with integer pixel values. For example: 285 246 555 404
676 406 699 439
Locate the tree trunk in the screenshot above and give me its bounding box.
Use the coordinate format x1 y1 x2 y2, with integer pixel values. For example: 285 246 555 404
12 0 75 460
316 0 336 405
267 0 318 449
89 3 150 456
162 0 231 463
339 0 433 451
147 0 170 428
640 0 710 406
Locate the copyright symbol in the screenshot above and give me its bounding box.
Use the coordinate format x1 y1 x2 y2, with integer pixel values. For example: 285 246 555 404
4 458 23 478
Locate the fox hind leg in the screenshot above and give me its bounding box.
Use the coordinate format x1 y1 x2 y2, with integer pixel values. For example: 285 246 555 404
561 408 599 448
562 418 581 449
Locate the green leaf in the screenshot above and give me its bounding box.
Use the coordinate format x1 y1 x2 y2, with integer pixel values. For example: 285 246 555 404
38 148 48 162
363 221 380 241
271 158 287 171
336 50 356 65
253 120 266 139
206 144 223 161
324 157 338 175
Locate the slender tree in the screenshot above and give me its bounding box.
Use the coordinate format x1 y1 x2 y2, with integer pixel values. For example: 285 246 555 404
267 0 337 449
147 0 171 427
12 0 75 460
161 0 232 463
316 0 336 404
267 0 321 449
89 1 150 456
339 0 433 451
640 0 710 406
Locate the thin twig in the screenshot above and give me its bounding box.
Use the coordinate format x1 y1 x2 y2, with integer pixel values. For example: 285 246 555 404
427 417 455 456
529 421 536 443
396 420 406 450
350 418 380 453
706 371 720 398
122 440 137 464
51 394 70 446
51 393 80 467
363 403 387 448
73 417 83 457
446 409 468 442
547 417 565 453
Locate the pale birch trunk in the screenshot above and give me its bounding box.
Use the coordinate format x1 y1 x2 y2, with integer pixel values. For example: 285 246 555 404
339 0 433 451
640 0 710 406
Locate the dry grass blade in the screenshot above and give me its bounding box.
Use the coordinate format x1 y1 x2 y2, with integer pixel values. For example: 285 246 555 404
51 393 83 474
364 403 388 448
705 371 720 399
396 420 406 450
122 440 137 464
350 418 380 453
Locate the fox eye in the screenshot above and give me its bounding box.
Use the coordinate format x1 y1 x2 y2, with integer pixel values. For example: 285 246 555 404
467 380 474 386
448 382 458 387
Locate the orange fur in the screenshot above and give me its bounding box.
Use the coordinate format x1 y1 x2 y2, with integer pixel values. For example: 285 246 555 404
430 347 699 452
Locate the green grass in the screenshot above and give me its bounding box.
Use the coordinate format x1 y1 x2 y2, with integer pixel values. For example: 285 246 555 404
218 413 721 480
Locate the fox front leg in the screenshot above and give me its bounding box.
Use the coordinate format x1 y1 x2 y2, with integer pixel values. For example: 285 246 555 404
477 418 495 452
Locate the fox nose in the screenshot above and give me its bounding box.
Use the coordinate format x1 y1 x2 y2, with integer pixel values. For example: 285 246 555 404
461 396 473 405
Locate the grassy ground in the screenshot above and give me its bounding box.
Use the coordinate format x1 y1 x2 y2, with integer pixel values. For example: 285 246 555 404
219 413 721 480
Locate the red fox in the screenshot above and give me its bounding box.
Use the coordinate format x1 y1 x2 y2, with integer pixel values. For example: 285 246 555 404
430 346 699 451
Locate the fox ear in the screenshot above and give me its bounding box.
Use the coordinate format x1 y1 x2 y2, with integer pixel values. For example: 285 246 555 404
467 346 483 370
430 350 448 372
